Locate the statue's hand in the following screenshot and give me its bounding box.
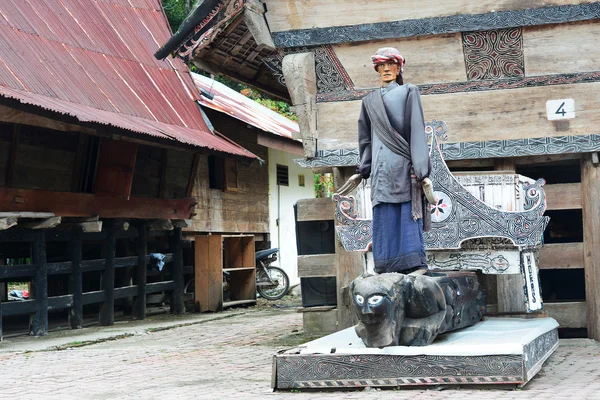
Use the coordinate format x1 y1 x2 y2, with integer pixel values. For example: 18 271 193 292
336 173 362 196
421 177 437 204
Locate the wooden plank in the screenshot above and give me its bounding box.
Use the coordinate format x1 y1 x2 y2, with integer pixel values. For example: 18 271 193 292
29 231 47 336
539 242 584 270
0 187 196 219
544 301 587 328
264 0 579 32
48 294 74 311
170 227 185 314
333 34 466 88
242 236 255 268
545 183 582 210
69 228 83 329
228 269 256 302
581 153 600 340
524 21 600 77
99 222 116 326
194 235 223 312
82 290 105 306
0 264 36 279
94 138 137 199
333 167 365 330
20 217 62 230
5 124 19 187
256 133 304 155
133 221 147 320
3 299 37 316
224 236 242 268
296 197 335 221
71 133 87 192
298 254 336 277
316 82 600 151
282 52 317 156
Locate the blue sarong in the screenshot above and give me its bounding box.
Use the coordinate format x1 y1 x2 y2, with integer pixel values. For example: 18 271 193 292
372 201 427 273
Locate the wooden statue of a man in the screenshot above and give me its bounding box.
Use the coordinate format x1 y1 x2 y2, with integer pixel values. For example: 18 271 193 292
338 47 435 274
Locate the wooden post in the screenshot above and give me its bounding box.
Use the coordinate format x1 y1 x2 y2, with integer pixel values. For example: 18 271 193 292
333 167 365 330
99 221 116 326
170 227 185 314
69 227 83 329
133 221 147 320
30 231 48 336
0 296 3 342
581 152 600 340
494 158 527 313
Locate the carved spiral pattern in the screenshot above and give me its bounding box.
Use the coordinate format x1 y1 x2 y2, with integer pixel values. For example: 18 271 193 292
463 28 524 80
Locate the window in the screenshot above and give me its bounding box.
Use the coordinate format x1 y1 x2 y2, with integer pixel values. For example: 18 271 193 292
276 164 289 186
209 155 239 191
298 174 305 187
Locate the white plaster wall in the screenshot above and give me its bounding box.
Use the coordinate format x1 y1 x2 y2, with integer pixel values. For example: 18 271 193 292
268 148 315 286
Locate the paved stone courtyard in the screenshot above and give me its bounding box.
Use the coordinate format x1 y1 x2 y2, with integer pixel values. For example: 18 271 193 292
1 304 600 400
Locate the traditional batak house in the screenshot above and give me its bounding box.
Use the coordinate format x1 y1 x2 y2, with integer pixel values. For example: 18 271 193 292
190 72 314 287
0 0 262 339
156 0 600 339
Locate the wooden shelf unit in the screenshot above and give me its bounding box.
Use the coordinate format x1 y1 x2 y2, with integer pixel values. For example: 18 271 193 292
194 234 256 312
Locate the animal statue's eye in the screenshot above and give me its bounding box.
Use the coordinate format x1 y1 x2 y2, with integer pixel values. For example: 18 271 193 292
368 295 383 306
355 295 364 305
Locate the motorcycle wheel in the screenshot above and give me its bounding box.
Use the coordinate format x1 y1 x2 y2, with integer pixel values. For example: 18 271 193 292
256 266 290 300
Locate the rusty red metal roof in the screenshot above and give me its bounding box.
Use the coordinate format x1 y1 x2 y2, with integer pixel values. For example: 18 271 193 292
192 73 299 139
0 0 256 159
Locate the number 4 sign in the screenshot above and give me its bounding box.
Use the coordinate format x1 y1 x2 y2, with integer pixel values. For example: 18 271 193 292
546 99 575 121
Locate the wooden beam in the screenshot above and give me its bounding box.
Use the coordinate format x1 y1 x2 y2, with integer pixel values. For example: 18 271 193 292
0 104 96 134
545 183 582 210
61 221 103 233
581 153 600 340
133 221 147 320
20 217 62 230
333 167 365 330
69 228 83 329
296 198 335 221
29 231 48 336
243 1 275 50
545 301 587 329
148 219 174 231
99 221 116 326
539 242 584 270
256 133 303 155
0 217 17 231
170 227 185 314
298 254 336 277
0 212 55 218
282 52 318 156
0 187 197 219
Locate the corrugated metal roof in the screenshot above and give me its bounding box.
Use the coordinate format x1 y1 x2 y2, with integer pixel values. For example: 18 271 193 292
192 73 299 139
0 0 256 159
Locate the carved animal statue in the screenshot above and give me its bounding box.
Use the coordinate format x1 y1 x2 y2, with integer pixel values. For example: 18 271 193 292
350 272 486 347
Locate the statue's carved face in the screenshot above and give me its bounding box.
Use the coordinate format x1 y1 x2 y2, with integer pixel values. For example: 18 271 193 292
376 61 400 84
351 274 402 325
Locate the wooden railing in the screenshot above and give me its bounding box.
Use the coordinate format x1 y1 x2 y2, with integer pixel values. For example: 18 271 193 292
0 222 187 339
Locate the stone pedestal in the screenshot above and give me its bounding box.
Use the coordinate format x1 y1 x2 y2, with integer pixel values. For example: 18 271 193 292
273 317 558 390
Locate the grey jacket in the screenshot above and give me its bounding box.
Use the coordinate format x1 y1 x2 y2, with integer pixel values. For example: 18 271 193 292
357 82 430 207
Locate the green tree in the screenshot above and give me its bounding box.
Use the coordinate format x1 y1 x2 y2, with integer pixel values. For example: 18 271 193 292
162 0 196 32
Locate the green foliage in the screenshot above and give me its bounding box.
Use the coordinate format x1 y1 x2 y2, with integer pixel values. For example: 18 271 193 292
314 173 334 198
161 0 196 32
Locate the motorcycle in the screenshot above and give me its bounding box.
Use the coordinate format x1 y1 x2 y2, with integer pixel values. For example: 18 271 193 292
254 248 290 300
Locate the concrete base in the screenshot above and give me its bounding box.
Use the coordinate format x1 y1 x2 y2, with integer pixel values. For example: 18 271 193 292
273 317 559 390
299 307 338 336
